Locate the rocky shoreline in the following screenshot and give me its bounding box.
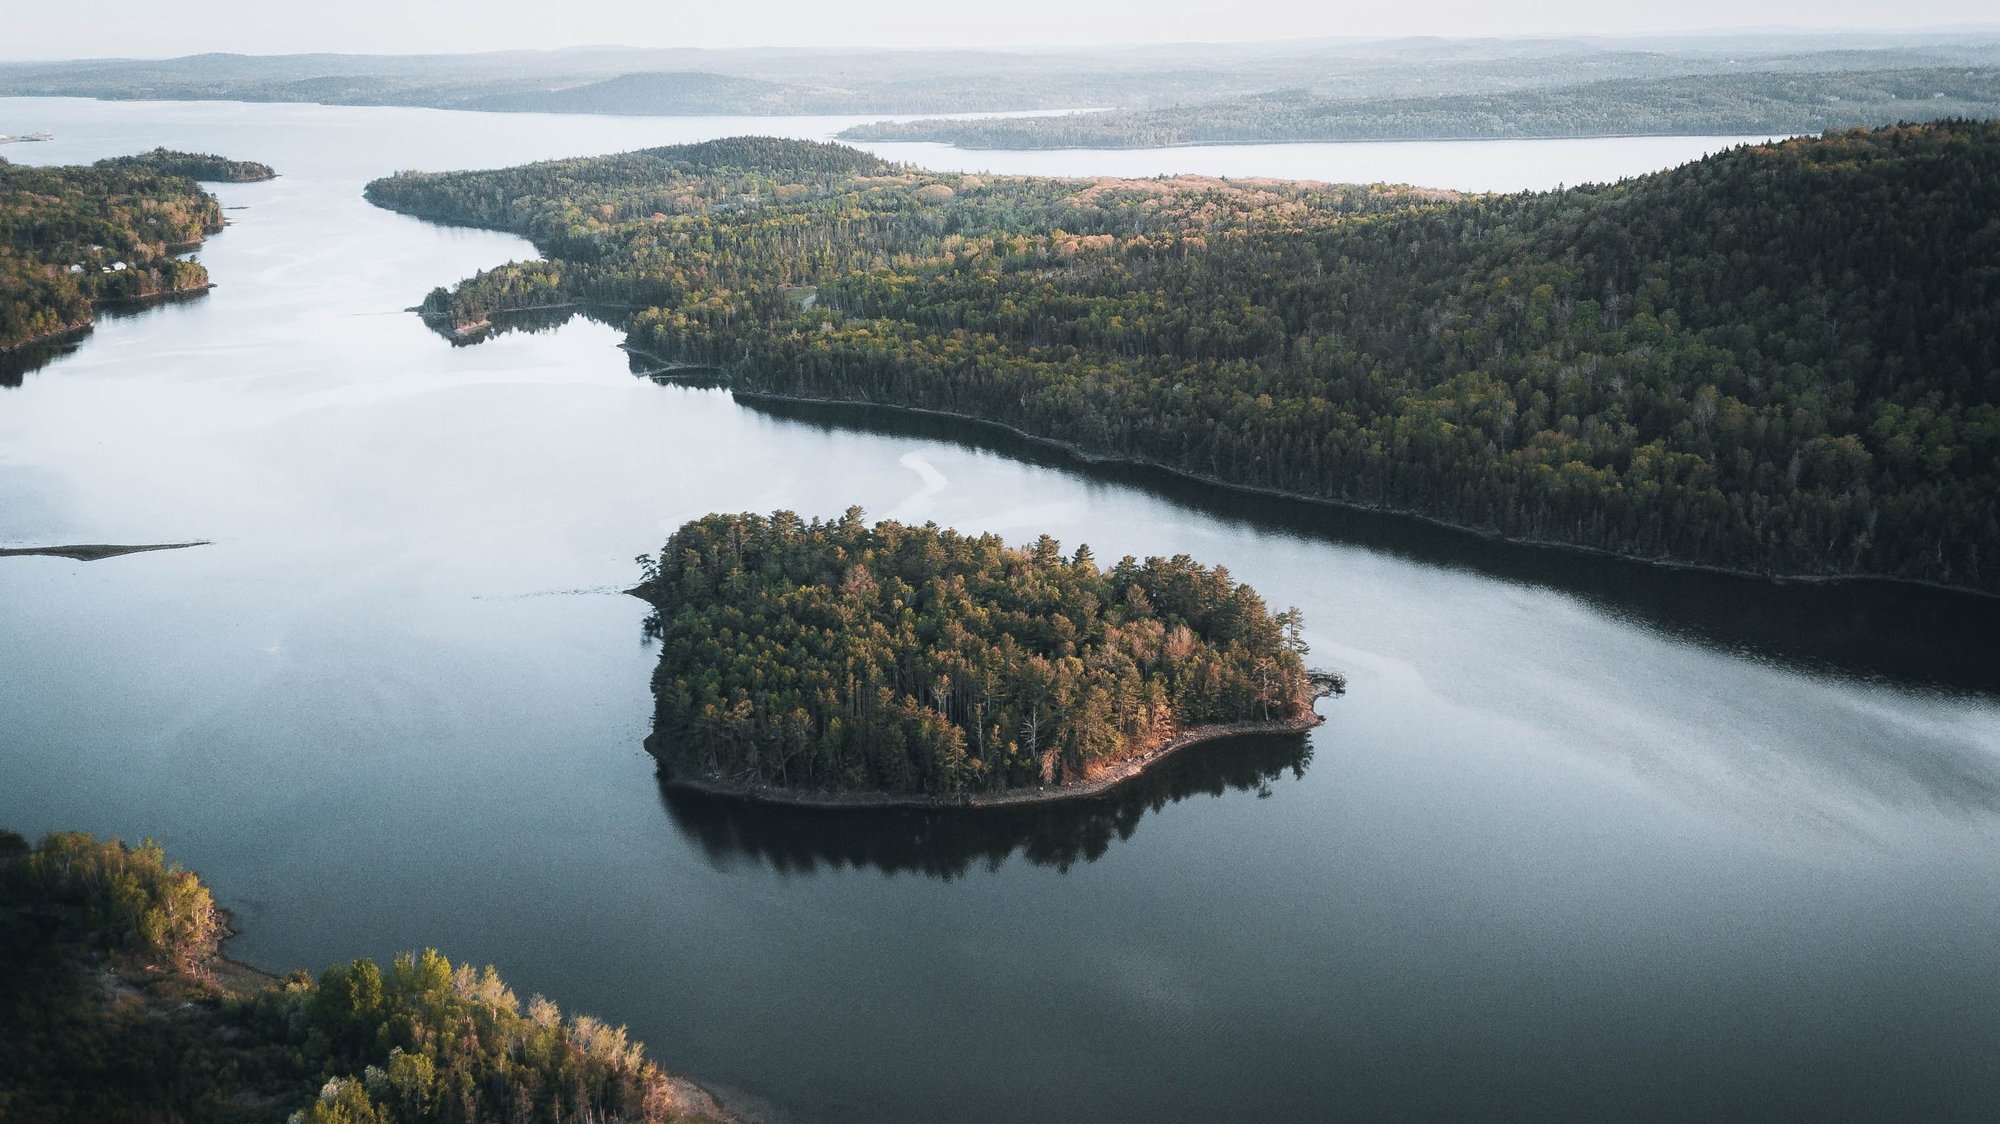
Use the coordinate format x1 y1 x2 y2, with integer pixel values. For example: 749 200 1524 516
651 714 1328 810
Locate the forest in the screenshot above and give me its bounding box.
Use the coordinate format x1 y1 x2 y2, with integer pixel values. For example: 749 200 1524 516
841 66 2000 147
637 509 1317 798
365 123 2000 593
0 829 727 1123
0 152 239 351
92 146 278 182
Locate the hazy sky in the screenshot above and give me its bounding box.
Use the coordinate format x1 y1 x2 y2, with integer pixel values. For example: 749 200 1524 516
5 0 1996 59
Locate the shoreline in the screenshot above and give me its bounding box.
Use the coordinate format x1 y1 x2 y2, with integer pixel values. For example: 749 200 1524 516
618 341 728 381
727 387 2000 603
98 281 217 311
653 714 1326 810
425 299 640 344
0 321 93 355
209 906 283 995
2 280 215 356
835 127 1795 152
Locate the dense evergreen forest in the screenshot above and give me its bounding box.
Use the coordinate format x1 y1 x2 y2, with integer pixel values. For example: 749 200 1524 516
638 510 1318 799
0 829 731 1123
367 124 2000 592
841 66 2000 147
93 146 277 182
0 152 240 351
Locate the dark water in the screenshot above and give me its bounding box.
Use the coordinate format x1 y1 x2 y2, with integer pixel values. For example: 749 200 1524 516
2 98 1997 1123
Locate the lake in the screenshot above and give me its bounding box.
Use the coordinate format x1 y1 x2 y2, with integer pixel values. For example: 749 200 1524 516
2 97 1996 1122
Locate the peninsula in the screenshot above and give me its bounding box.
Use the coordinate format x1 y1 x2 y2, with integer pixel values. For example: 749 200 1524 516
636 510 1327 805
1 150 266 352
366 125 2000 593
0 828 740 1123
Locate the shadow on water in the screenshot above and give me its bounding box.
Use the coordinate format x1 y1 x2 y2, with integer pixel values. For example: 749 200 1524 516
0 334 86 388
3 292 214 389
657 733 1315 879
473 306 732 385
735 394 2000 698
444 304 593 346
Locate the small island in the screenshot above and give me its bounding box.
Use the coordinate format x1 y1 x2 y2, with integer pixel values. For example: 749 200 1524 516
92 146 278 183
1 150 268 353
637 509 1332 806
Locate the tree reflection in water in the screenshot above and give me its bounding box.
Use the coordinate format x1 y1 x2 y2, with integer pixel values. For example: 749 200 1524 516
657 733 1315 879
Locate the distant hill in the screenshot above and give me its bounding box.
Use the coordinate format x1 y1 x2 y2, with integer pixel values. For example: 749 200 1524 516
7 35 2000 119
459 71 835 115
842 66 2000 147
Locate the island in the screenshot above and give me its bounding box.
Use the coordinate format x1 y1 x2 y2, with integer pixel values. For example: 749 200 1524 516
0 828 738 1123
92 146 277 182
1 150 265 353
636 509 1329 805
365 123 2000 594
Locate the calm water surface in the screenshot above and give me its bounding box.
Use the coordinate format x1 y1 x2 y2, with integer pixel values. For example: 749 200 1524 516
2 98 1997 1122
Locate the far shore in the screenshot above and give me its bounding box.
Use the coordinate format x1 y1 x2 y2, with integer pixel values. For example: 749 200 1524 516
832 125 1796 151
0 541 210 561
652 714 1327 810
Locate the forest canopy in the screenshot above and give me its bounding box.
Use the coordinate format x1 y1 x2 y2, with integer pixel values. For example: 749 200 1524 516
0 153 238 350
638 509 1317 799
367 124 2000 593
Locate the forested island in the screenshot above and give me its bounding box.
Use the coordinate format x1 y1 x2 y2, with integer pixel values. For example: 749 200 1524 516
92 146 277 182
840 66 2000 147
366 123 2000 593
0 151 257 351
636 510 1323 803
0 828 736 1123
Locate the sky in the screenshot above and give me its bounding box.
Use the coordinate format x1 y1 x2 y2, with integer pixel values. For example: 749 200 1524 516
4 0 1997 59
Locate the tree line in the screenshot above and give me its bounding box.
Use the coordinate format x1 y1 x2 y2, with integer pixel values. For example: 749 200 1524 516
637 509 1316 797
366 124 2000 592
